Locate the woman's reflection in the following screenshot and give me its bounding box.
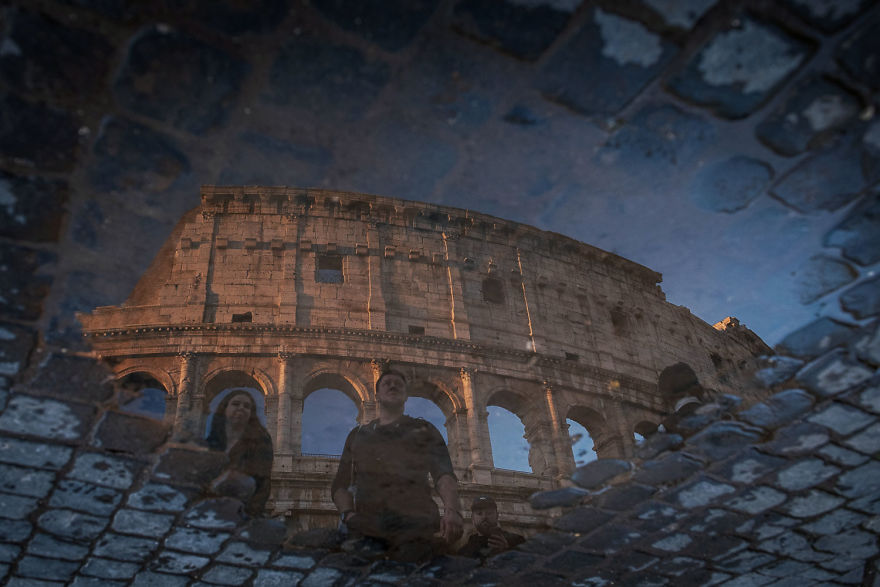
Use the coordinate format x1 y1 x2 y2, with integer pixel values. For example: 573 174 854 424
205 389 273 516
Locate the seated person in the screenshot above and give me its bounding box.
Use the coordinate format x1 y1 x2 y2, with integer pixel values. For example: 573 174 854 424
205 390 273 517
458 496 525 558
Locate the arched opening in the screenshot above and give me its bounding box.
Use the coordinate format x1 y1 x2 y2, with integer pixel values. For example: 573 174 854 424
658 362 705 411
118 372 168 421
566 418 597 466
487 390 531 473
634 420 658 445
567 406 607 460
405 397 448 442
301 372 365 456
302 388 359 455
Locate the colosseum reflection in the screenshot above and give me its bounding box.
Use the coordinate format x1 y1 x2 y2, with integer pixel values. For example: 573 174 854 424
79 186 769 534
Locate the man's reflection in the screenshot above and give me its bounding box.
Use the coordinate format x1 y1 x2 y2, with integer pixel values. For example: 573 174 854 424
205 390 273 516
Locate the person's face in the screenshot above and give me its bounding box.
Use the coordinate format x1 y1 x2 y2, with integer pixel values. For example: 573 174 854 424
225 393 253 426
376 373 407 409
472 506 499 535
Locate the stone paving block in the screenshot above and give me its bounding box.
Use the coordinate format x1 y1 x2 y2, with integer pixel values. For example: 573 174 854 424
112 508 175 538
753 356 805 389
739 389 814 430
652 555 703 577
817 443 868 466
631 501 686 532
837 14 880 90
685 421 763 460
483 549 537 573
0 7 113 97
634 432 683 460
513 531 576 556
570 458 632 489
131 570 190 587
150 550 211 574
0 92 79 171
771 136 866 213
37 508 108 542
27 533 89 561
688 534 748 560
200 564 254 585
852 324 880 369
253 568 306 587
529 485 589 509
93 411 169 455
670 14 813 118
774 458 840 491
67 452 139 489
312 0 437 52
800 508 866 536
719 571 775 586
114 27 248 133
27 354 116 404
87 117 191 197
841 275 880 320
667 476 735 508
796 349 874 397
16 555 79 581
265 37 389 121
165 527 231 555
0 491 38 519
736 511 799 541
577 523 642 554
80 557 139 580
219 132 331 188
127 483 191 512
632 453 702 487
781 489 845 518
794 255 859 305
824 191 880 266
0 323 33 380
154 446 228 487
70 576 126 587
183 498 246 530
0 543 19 563
651 532 692 552
714 448 787 484
758 559 836 581
782 0 871 32
298 566 344 587
812 405 875 441
0 463 55 497
591 483 655 511
756 76 861 156
776 317 858 359
93 533 159 562
762 421 830 456
757 532 833 563
834 460 880 499
640 0 717 30
216 541 272 566
725 486 787 514
595 104 714 172
852 382 880 414
537 7 676 116
49 480 122 516
842 421 880 454
0 394 94 441
0 519 32 541
689 507 748 535
453 0 574 60
361 559 415 583
542 548 603 574
689 156 773 213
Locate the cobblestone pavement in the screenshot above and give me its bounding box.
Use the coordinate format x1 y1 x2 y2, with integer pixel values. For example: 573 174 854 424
1 0 880 584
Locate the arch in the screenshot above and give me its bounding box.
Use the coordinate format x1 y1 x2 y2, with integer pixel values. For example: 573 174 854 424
117 365 175 397
201 368 270 408
302 366 371 405
117 371 169 421
408 377 460 418
658 363 705 402
567 405 610 460
301 388 359 455
634 420 658 438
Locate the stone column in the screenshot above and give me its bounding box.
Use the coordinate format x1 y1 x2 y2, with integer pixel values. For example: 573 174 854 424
365 360 384 423
276 352 298 460
461 368 493 484
543 381 574 478
173 351 201 442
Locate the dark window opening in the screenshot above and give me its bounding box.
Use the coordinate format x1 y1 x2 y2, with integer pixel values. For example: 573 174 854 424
482 277 505 304
316 254 343 283
710 352 723 369
610 307 628 336
565 352 579 362
408 325 425 335
232 311 252 323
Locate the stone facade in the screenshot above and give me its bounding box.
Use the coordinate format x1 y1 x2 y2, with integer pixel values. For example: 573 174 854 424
78 185 768 534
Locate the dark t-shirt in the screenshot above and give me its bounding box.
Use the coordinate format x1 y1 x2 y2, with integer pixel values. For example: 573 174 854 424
331 416 456 520
457 529 526 558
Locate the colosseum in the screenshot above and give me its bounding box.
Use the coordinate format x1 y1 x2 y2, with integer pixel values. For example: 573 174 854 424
78 185 769 535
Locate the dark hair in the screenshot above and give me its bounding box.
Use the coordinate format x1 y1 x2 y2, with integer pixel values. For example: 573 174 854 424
205 389 267 451
376 368 407 392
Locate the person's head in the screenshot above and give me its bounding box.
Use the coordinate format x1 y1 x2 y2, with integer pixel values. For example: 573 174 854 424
376 368 408 410
471 496 499 535
223 390 254 428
